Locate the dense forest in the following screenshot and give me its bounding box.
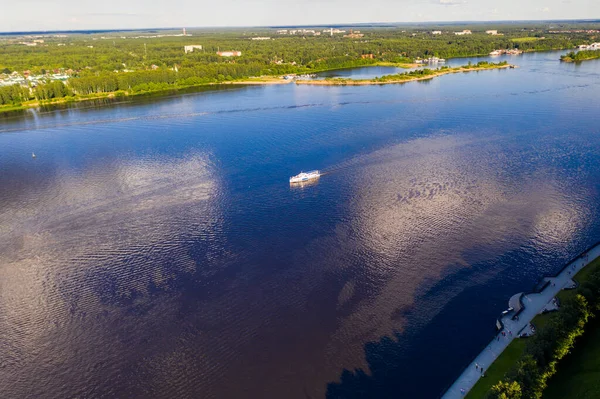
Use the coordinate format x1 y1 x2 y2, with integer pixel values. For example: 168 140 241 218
1 22 599 107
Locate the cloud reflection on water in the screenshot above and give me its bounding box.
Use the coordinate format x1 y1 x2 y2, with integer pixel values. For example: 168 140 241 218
0 153 222 397
322 133 586 377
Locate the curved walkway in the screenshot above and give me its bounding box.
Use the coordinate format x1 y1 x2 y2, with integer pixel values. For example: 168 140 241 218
441 243 600 399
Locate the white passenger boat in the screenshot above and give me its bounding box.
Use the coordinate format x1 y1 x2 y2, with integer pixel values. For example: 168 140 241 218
289 170 320 184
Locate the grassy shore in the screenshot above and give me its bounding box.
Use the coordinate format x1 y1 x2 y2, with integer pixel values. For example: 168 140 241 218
465 313 552 399
0 76 296 114
295 63 513 86
466 339 527 399
466 256 600 398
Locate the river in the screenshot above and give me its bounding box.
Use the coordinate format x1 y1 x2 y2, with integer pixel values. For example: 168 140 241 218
1 51 599 398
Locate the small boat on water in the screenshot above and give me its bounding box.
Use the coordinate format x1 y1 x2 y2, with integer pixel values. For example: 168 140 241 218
290 170 320 184
32 152 36 158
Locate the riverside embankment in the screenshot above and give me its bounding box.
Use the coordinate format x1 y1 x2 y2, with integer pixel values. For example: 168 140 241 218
442 242 600 399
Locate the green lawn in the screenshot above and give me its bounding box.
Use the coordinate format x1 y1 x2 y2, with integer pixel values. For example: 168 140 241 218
466 339 527 399
543 317 600 399
511 37 543 43
543 256 600 399
531 312 553 330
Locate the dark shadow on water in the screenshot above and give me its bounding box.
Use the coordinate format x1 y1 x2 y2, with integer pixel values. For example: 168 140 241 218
326 268 499 399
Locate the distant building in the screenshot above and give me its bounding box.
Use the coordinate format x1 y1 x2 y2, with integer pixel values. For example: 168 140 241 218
325 28 346 36
486 30 499 35
432 31 442 35
454 30 472 36
361 54 374 59
344 29 364 39
251 37 271 40
151 64 159 70
276 29 288 34
217 51 242 57
184 45 203 53
578 43 600 50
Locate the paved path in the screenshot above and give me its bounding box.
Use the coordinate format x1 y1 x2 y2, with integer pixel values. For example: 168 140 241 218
442 243 600 399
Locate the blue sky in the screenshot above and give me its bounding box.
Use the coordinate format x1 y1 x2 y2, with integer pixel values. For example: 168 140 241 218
2 0 598 31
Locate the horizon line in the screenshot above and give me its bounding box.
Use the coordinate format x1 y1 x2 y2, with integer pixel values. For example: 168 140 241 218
1 18 600 36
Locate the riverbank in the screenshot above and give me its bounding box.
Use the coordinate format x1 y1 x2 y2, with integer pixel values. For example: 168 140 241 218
296 63 514 86
442 242 600 399
0 64 418 115
0 77 294 115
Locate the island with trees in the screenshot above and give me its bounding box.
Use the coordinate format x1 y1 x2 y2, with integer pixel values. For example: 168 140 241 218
560 49 600 62
296 61 512 86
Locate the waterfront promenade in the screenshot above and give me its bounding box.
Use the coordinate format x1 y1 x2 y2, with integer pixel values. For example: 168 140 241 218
442 243 600 399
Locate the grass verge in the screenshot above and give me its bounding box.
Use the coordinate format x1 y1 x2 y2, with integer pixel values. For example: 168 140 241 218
466 339 527 399
543 316 600 399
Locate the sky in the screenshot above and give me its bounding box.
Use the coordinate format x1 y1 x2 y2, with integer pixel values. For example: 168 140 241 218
1 0 598 32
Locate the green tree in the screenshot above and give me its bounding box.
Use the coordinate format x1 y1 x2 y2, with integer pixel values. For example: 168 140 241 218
486 381 522 399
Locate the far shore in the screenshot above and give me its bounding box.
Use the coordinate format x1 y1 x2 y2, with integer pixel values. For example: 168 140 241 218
0 63 507 115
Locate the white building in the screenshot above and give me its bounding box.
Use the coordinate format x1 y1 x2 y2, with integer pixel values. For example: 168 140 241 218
432 31 442 35
251 37 271 40
324 28 346 36
577 43 600 50
486 30 499 35
454 30 472 36
184 45 203 53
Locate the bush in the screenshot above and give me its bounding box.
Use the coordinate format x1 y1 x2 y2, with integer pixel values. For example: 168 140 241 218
486 381 522 399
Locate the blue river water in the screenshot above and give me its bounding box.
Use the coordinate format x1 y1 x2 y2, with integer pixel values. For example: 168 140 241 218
1 51 599 398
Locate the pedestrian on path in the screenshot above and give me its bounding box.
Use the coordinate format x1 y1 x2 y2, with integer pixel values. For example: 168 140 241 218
475 363 479 370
